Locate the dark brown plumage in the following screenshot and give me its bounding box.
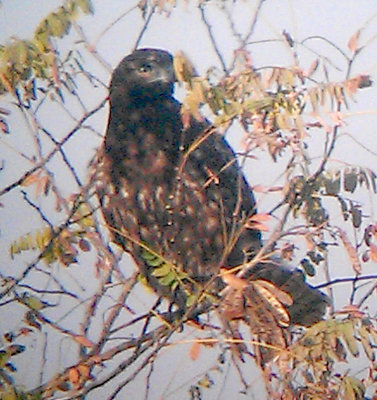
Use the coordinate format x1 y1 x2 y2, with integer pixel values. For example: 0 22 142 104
91 48 328 328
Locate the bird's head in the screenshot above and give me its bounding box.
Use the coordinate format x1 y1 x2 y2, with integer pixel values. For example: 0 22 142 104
109 48 175 103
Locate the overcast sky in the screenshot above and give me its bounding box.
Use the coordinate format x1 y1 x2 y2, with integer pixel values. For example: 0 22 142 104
1 1 377 399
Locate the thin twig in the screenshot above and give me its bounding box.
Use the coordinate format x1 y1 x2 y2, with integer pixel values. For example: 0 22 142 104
315 274 377 290
0 99 107 198
199 3 227 74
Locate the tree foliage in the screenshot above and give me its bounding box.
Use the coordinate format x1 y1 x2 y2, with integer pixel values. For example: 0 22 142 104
1 1 377 399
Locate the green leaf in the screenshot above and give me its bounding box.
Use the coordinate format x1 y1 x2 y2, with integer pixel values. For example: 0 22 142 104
46 13 69 38
0 350 10 368
75 0 93 14
151 263 171 277
186 293 198 308
344 168 358 192
324 172 341 195
22 294 45 311
158 270 176 286
141 249 163 266
10 227 52 258
197 374 213 389
300 258 316 276
350 203 362 228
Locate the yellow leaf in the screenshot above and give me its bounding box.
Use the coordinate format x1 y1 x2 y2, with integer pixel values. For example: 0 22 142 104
359 325 374 361
173 51 195 83
341 321 359 357
1 387 17 400
342 376 365 400
152 263 171 277
253 280 290 327
186 294 197 307
256 280 293 306
23 293 45 311
198 375 213 388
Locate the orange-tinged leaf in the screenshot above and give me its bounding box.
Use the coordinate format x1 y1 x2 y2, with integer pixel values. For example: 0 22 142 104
21 171 41 187
91 355 102 364
0 119 9 134
339 304 360 313
306 59 319 77
253 280 290 327
256 279 293 306
361 250 369 263
369 243 377 262
0 71 14 94
180 107 191 129
19 327 33 337
252 185 282 193
68 367 80 385
77 364 90 379
348 30 360 53
249 213 271 223
329 111 344 126
336 304 365 318
345 75 363 96
338 228 362 274
281 242 295 261
186 319 205 330
246 213 271 231
220 269 247 290
51 53 61 88
189 340 201 361
36 175 50 196
249 222 270 232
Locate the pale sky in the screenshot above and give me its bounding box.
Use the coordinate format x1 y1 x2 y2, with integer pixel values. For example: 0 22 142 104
1 1 377 399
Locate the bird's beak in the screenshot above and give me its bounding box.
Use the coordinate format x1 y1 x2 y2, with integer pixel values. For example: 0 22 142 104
151 64 175 84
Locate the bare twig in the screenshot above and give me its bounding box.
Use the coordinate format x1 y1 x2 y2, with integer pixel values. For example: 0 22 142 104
0 99 107 198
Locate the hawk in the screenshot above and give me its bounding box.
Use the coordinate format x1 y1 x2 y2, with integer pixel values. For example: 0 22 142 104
91 48 328 329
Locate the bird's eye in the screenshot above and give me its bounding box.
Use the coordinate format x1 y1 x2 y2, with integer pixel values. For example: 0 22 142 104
138 64 153 73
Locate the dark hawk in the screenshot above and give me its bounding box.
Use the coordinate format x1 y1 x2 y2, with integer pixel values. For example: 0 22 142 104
91 48 328 328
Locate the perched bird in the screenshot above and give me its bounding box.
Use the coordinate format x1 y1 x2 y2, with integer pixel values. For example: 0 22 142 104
91 48 328 332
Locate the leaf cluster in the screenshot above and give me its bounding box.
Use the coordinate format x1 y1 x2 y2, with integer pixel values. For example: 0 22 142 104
9 199 95 267
283 166 376 230
175 53 371 163
140 247 215 308
275 316 377 400
0 0 93 100
0 342 34 400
